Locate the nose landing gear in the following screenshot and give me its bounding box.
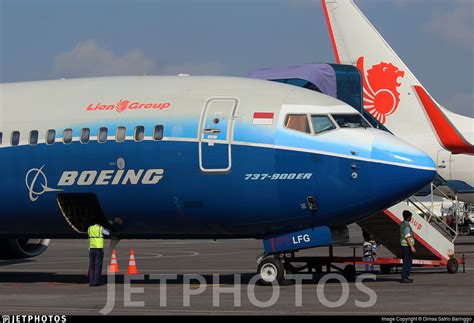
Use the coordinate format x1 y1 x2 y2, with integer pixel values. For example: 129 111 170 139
257 257 286 286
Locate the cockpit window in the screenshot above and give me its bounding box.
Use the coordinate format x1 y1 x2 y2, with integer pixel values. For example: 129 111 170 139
331 114 371 128
285 114 310 133
311 115 336 134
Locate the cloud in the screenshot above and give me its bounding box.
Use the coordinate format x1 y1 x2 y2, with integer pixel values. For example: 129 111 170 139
52 40 157 78
159 62 228 76
443 92 474 117
51 39 227 78
421 1 473 51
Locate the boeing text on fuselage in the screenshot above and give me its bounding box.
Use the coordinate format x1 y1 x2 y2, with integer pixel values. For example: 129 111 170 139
25 163 165 202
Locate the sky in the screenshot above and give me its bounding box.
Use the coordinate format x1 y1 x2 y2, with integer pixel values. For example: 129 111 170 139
1 0 473 117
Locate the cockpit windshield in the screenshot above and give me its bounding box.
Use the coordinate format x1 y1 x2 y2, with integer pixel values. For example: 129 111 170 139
285 114 311 133
331 114 371 129
311 115 336 134
284 113 371 136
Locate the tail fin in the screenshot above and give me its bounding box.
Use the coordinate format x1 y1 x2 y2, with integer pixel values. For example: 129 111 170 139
322 0 474 154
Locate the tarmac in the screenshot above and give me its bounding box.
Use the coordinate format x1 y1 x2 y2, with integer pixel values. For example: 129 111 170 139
0 225 473 315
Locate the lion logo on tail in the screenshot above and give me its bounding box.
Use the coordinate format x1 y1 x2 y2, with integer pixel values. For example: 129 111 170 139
357 57 405 124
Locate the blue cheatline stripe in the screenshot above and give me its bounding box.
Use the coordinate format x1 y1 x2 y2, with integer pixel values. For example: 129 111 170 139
0 137 436 171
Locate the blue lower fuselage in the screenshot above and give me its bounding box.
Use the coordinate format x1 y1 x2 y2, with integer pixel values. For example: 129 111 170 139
0 139 434 239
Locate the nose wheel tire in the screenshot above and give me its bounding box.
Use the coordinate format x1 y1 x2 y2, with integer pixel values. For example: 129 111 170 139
258 258 285 286
447 258 458 274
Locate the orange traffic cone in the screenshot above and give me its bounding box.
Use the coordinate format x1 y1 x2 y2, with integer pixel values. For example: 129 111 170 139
127 249 138 275
109 249 119 273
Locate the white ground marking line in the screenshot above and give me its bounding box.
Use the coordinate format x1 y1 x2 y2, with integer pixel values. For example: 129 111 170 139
0 251 204 267
0 250 260 268
149 251 200 258
0 256 162 266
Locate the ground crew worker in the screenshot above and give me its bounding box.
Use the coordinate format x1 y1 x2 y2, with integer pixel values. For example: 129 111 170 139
88 223 110 287
400 210 416 283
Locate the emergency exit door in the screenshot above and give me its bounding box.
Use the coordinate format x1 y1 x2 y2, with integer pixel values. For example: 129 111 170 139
198 98 238 172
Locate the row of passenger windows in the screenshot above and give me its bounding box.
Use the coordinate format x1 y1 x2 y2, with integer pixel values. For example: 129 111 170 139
0 125 164 146
0 114 369 145
285 113 371 135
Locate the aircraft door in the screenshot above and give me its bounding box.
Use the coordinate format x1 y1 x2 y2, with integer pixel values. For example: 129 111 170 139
199 98 238 172
436 149 452 180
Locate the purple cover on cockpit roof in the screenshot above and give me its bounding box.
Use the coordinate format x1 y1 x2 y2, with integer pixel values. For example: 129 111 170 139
250 63 337 98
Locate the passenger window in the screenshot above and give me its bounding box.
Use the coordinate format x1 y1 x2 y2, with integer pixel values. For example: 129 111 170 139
80 128 90 144
11 131 20 146
285 114 310 133
153 125 164 141
134 126 145 142
30 130 39 146
63 129 73 144
311 115 336 134
116 127 126 143
0 132 3 145
98 127 108 143
46 129 56 145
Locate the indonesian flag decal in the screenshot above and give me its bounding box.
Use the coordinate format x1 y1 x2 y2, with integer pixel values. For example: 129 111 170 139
253 112 274 125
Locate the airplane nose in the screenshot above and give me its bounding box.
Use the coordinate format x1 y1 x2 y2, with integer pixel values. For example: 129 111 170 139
370 132 436 201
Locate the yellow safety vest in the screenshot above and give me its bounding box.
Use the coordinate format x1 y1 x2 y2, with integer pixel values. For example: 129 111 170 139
88 225 104 249
400 221 415 247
